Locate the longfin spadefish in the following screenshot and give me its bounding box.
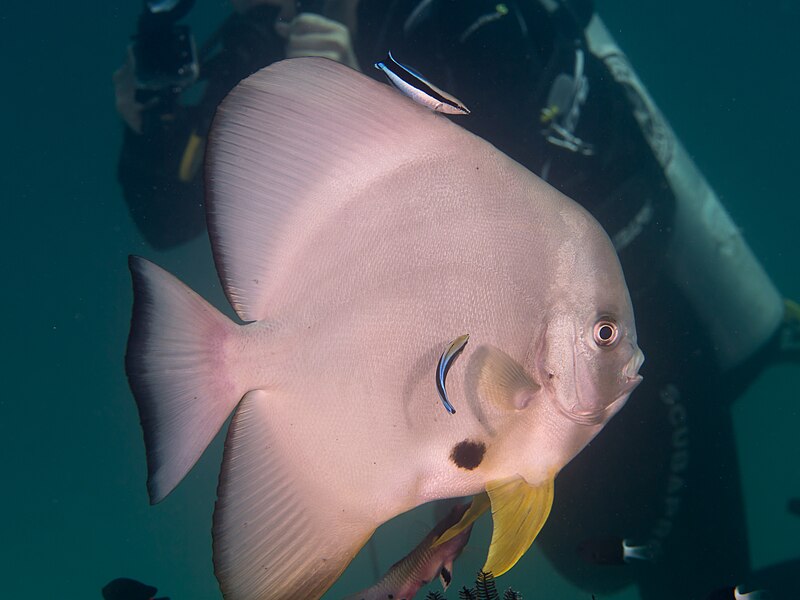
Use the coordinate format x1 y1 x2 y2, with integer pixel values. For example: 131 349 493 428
483 476 555 576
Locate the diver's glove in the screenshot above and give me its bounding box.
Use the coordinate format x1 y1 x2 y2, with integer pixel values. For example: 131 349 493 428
275 12 360 71
778 299 800 363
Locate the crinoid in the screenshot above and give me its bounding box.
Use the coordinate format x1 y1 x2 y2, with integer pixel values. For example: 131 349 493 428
424 570 522 600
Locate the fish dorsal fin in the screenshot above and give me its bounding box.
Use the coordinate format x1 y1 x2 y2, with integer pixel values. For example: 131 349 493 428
205 57 463 321
484 476 555 576
478 345 541 411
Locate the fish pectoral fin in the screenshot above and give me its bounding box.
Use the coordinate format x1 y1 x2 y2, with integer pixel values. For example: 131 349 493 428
432 492 491 548
483 476 555 577
478 345 541 411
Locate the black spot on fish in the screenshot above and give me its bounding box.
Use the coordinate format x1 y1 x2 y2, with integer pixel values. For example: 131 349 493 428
440 567 452 585
450 440 486 470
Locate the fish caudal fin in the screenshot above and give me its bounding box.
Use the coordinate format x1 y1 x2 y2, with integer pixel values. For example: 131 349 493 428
125 256 243 503
213 391 375 600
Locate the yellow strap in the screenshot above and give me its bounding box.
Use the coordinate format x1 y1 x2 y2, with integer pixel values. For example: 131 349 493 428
483 476 555 576
785 298 800 322
178 131 204 182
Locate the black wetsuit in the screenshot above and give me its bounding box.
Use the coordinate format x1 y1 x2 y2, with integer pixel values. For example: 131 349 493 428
116 1 792 598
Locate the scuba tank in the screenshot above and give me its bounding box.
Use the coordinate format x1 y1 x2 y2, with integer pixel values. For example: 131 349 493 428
583 15 783 370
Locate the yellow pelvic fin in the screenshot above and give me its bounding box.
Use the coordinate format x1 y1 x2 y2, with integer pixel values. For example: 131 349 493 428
432 492 491 548
483 476 555 576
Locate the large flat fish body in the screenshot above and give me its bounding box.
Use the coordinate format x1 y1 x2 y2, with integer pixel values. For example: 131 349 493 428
125 58 644 599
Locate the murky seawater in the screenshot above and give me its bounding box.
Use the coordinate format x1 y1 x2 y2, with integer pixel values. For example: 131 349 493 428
2 1 798 598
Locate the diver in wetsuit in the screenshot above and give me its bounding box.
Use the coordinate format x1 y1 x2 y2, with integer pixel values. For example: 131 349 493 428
113 1 800 598
361 2 800 598
115 0 360 249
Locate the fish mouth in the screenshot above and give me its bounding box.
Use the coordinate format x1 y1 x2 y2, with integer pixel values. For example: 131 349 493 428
554 345 644 426
618 372 644 397
624 348 645 381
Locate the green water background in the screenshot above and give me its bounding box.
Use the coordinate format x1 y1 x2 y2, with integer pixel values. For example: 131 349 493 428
1 1 798 597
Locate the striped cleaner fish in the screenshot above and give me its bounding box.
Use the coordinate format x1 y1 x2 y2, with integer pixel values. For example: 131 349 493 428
375 51 470 115
436 334 470 414
125 57 644 599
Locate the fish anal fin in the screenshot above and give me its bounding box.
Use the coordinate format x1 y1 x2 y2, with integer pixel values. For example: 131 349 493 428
213 390 374 600
478 346 541 411
432 493 491 548
483 476 555 577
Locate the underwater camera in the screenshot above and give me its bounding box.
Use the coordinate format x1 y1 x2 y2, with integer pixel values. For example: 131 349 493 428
129 0 199 92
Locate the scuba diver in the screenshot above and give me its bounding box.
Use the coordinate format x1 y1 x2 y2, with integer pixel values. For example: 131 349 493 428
115 0 361 249
113 1 800 598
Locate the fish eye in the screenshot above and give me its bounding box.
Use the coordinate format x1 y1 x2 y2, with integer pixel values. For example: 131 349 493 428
593 319 619 347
